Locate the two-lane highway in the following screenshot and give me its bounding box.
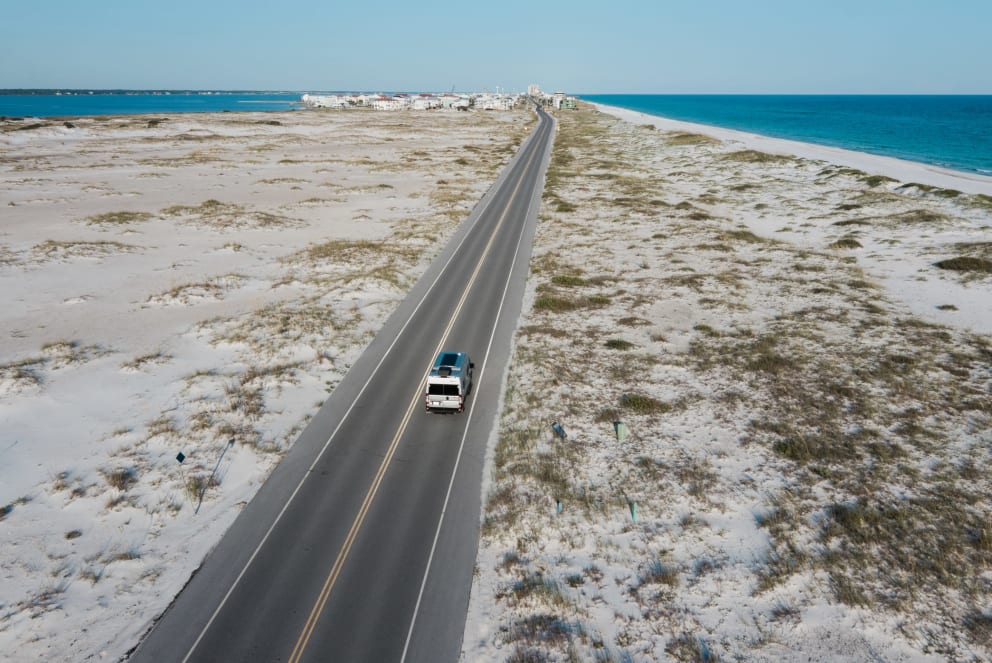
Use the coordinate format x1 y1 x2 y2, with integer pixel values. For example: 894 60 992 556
130 105 555 662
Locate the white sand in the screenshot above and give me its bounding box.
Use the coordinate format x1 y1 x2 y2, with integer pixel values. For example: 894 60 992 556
463 104 991 661
0 108 527 661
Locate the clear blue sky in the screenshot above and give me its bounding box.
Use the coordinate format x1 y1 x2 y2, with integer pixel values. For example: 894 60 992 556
2 0 990 93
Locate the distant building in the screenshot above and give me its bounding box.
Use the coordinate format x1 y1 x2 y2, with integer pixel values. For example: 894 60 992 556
551 91 576 110
299 89 520 112
475 93 518 111
301 94 349 109
528 84 542 97
371 95 407 110
412 94 441 110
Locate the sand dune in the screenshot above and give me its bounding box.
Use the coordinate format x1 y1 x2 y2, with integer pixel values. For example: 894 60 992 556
0 108 527 660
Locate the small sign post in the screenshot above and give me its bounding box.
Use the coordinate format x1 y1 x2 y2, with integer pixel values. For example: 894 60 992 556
176 452 187 505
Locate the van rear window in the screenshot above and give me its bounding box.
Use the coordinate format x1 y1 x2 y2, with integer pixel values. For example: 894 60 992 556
428 384 460 396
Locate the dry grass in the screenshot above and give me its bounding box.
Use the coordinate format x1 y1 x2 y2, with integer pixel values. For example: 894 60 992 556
665 131 720 146
161 199 300 229
32 240 138 260
84 210 154 226
721 149 796 164
829 236 863 249
935 256 992 274
102 467 137 491
472 101 992 662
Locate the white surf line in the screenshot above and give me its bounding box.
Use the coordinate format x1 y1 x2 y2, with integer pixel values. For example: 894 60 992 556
399 114 553 663
178 122 535 663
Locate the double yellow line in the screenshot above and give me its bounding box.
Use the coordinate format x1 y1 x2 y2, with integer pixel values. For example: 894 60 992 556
286 127 543 663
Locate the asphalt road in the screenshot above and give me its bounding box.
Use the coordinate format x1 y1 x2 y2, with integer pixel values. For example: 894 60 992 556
129 105 555 663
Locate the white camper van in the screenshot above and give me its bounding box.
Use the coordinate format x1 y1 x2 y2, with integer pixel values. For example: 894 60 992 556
425 351 474 413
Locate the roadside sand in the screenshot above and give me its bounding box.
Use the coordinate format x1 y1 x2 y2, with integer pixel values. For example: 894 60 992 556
463 104 992 662
0 108 527 660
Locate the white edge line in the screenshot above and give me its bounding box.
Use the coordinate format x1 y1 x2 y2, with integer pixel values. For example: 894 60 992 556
399 111 552 663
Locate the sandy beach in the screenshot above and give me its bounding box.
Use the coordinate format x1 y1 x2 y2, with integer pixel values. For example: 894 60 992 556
595 103 992 197
1 100 991 662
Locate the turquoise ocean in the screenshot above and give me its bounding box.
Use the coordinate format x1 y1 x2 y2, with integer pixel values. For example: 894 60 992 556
3 91 990 177
582 95 992 177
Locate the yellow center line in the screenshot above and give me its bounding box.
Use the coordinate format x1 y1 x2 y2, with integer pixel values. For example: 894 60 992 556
286 128 542 663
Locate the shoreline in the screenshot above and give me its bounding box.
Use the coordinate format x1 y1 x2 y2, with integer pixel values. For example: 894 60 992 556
592 102 992 196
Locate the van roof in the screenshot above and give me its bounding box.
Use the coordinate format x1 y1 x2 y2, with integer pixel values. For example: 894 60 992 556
430 351 469 377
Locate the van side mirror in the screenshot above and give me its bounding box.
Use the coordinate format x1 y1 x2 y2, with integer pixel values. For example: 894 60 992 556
470 362 475 370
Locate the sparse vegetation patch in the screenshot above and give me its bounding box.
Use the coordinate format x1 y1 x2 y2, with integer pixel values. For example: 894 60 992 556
85 210 154 226
721 149 794 164
471 101 992 663
935 256 992 273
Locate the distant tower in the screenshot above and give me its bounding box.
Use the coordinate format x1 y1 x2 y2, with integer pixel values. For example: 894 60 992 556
528 84 541 97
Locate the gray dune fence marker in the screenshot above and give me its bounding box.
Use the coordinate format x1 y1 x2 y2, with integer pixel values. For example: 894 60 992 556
195 439 235 515
613 420 628 442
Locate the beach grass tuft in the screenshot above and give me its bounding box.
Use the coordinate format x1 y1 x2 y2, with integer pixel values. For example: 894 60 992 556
85 210 153 226
102 467 137 491
861 174 898 188
970 193 992 209
550 274 588 287
33 239 138 260
619 393 669 415
721 149 794 164
934 256 992 273
666 131 719 146
665 632 720 663
532 294 610 312
882 209 952 225
829 237 862 249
